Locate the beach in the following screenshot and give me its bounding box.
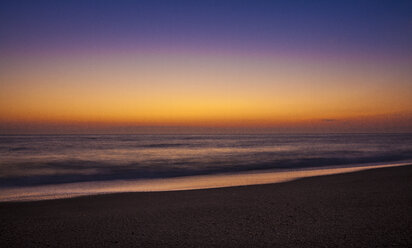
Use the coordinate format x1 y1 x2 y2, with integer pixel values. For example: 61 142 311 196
2 0 412 247
1 164 411 247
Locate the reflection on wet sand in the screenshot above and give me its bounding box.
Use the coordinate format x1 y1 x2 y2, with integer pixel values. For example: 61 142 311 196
1 161 410 202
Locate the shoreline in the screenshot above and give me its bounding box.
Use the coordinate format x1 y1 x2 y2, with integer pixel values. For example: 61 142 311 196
1 160 411 202
1 164 411 247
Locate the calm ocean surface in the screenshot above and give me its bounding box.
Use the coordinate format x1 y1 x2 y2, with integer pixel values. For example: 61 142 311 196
1 134 412 188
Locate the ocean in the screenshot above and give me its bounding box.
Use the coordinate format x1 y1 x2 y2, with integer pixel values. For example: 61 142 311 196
1 133 411 190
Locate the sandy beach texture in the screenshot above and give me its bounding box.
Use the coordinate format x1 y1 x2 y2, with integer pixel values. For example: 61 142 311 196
1 165 411 247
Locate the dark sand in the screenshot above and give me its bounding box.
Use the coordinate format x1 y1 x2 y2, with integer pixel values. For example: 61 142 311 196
1 165 411 247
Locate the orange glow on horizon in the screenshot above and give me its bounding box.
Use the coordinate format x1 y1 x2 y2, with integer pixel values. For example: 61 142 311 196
1 53 411 133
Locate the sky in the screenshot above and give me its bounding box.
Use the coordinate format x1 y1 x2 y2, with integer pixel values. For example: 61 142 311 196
1 0 411 134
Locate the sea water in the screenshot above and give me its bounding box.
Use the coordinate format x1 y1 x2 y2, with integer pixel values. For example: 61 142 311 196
1 133 411 189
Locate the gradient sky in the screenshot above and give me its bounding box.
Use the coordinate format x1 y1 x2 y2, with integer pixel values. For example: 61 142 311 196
1 0 412 133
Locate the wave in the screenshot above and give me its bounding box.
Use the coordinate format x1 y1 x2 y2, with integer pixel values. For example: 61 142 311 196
1 149 412 188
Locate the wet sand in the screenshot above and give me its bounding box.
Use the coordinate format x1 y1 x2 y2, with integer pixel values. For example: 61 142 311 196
1 165 411 247
2 162 409 202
